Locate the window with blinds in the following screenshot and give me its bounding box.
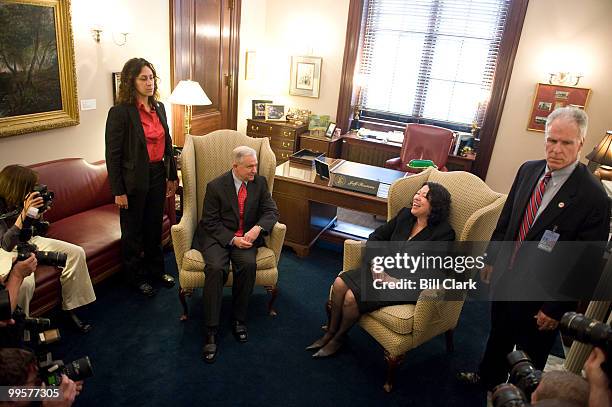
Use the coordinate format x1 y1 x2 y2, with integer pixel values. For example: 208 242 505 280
358 0 510 127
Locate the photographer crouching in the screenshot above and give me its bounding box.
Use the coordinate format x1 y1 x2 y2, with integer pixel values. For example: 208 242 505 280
0 348 84 407
0 165 95 333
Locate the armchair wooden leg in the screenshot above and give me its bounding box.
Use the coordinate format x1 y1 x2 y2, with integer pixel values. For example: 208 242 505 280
322 299 332 331
383 351 405 393
265 285 278 317
179 287 192 321
445 329 455 352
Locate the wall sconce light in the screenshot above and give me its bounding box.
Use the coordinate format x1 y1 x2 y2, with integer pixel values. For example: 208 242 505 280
586 130 612 181
112 32 129 46
168 80 212 136
548 72 583 86
91 27 103 43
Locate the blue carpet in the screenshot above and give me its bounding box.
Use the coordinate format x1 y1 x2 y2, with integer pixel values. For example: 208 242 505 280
49 244 497 406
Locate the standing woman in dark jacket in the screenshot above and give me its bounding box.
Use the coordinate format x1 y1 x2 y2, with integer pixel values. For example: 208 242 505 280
105 58 178 297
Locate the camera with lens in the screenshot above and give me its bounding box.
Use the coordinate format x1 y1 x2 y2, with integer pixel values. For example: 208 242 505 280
33 184 54 212
39 356 94 386
16 241 67 268
560 312 611 378
492 350 542 407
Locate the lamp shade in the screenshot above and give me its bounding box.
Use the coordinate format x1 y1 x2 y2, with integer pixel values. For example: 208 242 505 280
168 80 212 106
586 130 612 167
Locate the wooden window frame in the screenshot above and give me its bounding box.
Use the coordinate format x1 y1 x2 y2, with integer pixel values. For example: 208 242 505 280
336 0 530 179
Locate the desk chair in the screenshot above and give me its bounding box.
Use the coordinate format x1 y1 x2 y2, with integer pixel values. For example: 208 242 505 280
385 124 455 172
335 168 506 391
171 131 286 320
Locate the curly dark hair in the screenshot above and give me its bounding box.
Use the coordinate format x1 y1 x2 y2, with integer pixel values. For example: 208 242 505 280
117 58 159 105
423 181 451 226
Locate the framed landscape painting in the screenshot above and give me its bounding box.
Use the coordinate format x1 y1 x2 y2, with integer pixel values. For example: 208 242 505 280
0 0 79 137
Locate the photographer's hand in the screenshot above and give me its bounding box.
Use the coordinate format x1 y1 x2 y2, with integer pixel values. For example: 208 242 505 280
11 253 37 279
42 375 77 407
584 347 611 407
14 192 44 229
115 194 128 210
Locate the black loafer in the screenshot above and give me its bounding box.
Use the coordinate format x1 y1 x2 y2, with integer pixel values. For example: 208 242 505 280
202 333 218 364
159 273 175 288
232 321 248 343
137 282 157 297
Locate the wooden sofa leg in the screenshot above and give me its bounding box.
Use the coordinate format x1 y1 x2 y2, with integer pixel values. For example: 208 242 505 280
265 285 278 317
445 329 455 352
179 287 189 321
383 351 405 393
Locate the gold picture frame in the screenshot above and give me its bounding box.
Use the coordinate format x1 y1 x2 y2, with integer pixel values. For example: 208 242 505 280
0 0 79 138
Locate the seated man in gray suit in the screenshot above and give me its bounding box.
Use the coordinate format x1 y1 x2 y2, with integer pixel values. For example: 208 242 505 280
192 146 279 364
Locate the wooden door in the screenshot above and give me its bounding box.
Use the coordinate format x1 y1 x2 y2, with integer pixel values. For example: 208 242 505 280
170 0 241 146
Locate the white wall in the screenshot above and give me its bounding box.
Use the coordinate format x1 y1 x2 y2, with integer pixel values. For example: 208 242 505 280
0 0 170 167
237 0 351 134
485 0 612 193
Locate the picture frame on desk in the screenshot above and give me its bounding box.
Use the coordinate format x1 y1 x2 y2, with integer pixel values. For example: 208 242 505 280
252 99 272 120
265 104 286 121
325 122 336 138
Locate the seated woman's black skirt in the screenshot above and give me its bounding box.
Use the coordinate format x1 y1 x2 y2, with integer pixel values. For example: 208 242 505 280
339 267 416 314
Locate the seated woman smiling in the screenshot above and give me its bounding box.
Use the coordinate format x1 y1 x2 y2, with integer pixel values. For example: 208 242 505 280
307 182 455 358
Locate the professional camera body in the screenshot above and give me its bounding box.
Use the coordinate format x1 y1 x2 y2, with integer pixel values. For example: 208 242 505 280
492 350 542 407
33 184 54 213
39 356 94 386
560 311 611 378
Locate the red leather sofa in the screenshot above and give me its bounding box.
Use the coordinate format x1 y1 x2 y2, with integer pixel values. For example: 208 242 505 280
26 158 175 316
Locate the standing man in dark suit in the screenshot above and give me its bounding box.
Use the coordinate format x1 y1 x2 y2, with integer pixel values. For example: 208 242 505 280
459 106 610 390
192 146 279 363
105 58 178 298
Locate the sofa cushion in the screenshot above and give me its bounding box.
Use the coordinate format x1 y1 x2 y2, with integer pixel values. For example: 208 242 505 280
367 304 416 335
46 204 121 260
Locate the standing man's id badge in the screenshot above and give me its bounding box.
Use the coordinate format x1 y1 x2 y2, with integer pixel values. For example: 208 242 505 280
538 229 560 252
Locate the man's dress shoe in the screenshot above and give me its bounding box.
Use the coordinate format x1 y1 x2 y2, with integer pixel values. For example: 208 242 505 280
159 273 175 288
137 282 157 297
202 333 218 364
232 321 248 343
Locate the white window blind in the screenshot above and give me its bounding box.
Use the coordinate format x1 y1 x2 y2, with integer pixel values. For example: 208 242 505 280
359 0 510 126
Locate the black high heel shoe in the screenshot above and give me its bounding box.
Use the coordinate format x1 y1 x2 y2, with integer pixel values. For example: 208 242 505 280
66 310 93 334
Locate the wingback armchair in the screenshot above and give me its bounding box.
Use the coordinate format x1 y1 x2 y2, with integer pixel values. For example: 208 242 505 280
385 124 455 172
338 168 506 392
171 131 286 320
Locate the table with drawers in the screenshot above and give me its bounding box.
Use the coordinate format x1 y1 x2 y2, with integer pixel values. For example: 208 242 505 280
246 119 308 163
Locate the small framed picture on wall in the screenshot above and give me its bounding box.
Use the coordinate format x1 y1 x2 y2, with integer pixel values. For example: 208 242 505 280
112 72 121 105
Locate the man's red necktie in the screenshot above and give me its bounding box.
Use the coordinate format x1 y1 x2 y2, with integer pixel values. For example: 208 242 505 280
235 182 247 237
511 172 552 265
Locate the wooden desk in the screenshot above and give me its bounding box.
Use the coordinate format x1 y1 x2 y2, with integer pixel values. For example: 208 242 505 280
340 133 475 172
273 158 405 256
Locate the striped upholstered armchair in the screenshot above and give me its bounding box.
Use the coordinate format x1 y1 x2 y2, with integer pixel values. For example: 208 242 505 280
339 167 506 392
171 131 286 320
